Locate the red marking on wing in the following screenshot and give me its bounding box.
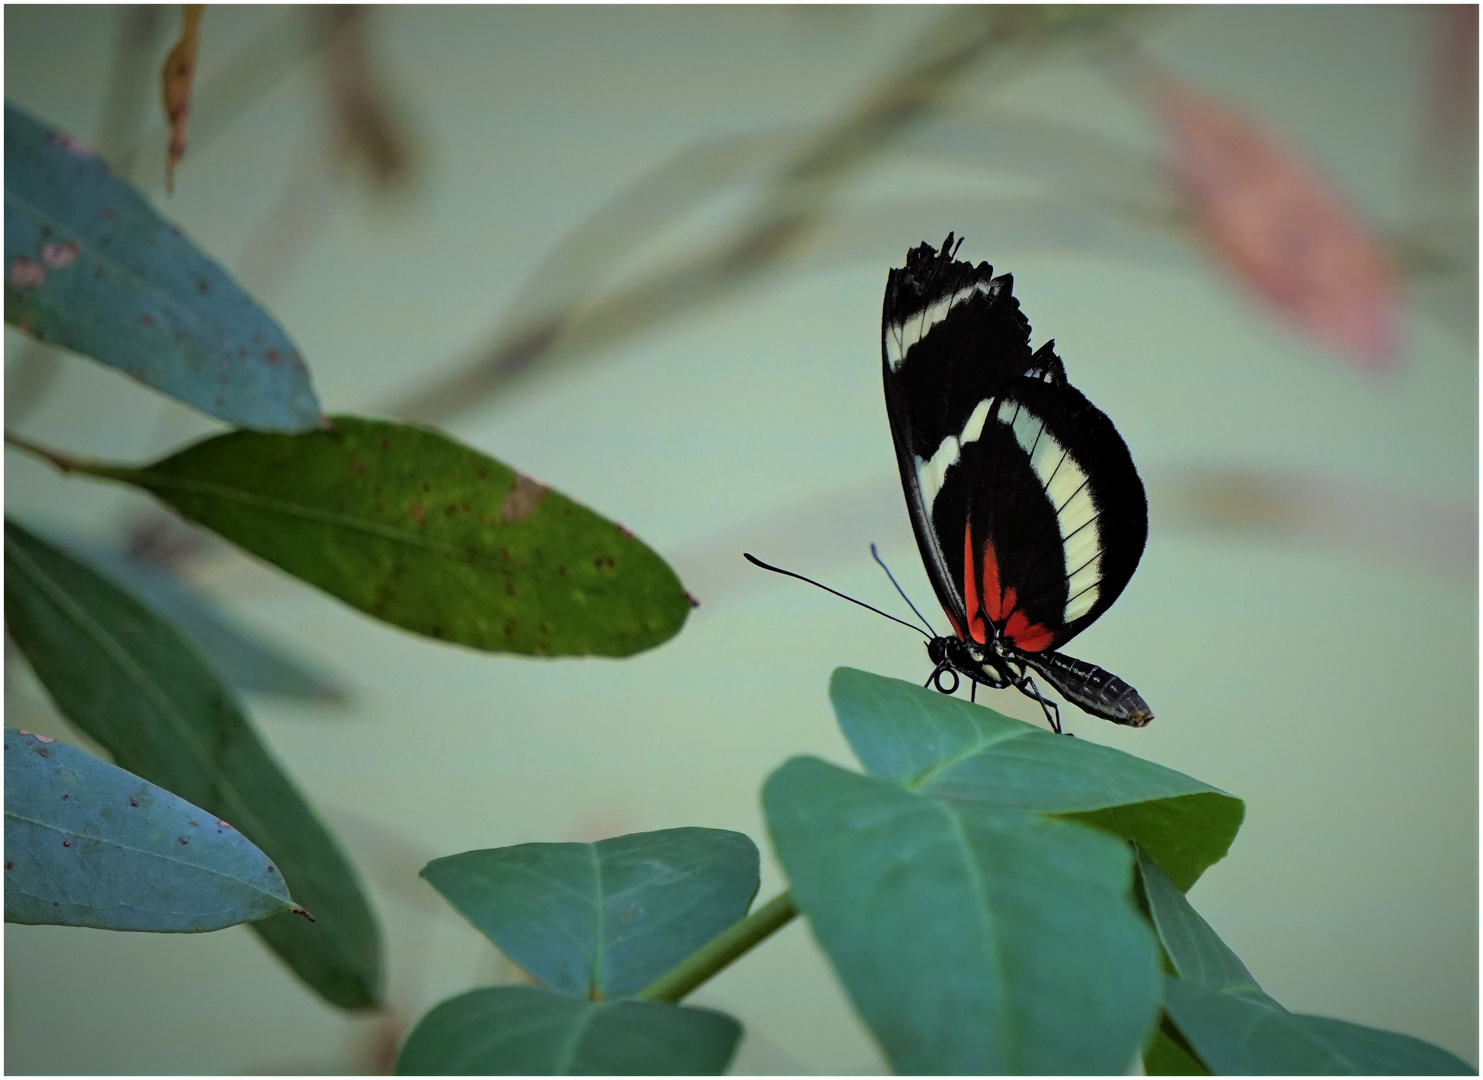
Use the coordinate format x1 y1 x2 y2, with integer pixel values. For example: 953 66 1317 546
961 526 987 643
976 528 1056 652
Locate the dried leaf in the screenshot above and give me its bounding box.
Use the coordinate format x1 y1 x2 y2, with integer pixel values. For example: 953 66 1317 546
1150 77 1400 371
160 4 205 193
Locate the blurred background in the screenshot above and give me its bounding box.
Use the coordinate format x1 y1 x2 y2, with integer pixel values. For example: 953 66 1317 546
4 4 1476 1073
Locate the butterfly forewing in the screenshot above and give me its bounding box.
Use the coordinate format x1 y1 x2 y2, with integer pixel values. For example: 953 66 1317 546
881 235 1148 654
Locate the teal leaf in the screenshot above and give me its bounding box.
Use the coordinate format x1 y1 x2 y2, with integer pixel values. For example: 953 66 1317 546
1136 847 1267 999
1163 977 1473 1075
1139 849 1472 1074
829 667 1243 888
763 755 1161 1074
5 728 296 931
3 102 320 431
75 416 694 657
421 828 759 999
4 519 380 1010
1144 1017 1211 1075
59 533 343 702
395 986 741 1075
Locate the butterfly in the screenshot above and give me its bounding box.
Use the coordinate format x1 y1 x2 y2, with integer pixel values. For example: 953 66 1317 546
882 234 1152 732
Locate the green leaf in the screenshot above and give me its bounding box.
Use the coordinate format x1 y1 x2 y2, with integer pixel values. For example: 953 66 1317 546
59 532 343 702
829 667 1243 888
1144 1016 1210 1075
73 416 692 657
1136 847 1267 998
395 986 741 1075
763 755 1161 1074
1162 977 1473 1075
4 520 380 1010
421 828 759 1000
5 728 296 931
3 103 320 431
1138 849 1473 1075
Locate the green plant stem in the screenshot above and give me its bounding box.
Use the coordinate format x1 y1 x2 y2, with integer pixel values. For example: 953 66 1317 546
4 430 81 473
635 889 798 1003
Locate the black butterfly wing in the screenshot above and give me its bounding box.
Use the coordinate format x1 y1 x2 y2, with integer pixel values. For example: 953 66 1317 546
882 236 1147 651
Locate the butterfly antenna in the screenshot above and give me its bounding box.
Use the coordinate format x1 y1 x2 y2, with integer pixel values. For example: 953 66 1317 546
743 553 929 641
869 543 938 637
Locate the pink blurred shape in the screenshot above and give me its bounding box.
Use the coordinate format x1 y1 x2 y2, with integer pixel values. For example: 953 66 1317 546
1152 79 1401 371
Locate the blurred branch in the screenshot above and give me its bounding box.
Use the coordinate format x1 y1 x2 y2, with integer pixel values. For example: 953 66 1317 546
395 5 1137 423
160 3 205 193
315 5 417 192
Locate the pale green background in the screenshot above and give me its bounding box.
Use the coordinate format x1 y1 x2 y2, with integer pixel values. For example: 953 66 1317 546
5 5 1477 1074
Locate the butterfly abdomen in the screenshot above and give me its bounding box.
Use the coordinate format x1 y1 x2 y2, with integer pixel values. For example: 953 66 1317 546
1019 650 1153 727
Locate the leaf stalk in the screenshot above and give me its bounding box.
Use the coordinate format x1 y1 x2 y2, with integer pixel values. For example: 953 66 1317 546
635 889 798 1004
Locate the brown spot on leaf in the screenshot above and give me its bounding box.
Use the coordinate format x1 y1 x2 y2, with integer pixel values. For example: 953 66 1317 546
380 437 390 450
499 473 548 523
504 580 515 597
445 503 458 516
7 256 45 289
476 470 487 482
615 523 633 539
411 499 426 524
61 793 69 801
129 797 139 807
422 481 431 493
62 840 71 847
349 457 365 477
141 313 156 327
40 240 78 269
100 207 118 221
178 836 189 845
196 277 210 294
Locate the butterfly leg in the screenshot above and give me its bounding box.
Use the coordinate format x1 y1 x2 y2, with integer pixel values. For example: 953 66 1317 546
1016 674 1067 736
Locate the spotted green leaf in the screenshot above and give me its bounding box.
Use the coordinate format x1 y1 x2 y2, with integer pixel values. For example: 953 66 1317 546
3 102 320 431
5 729 296 931
396 986 741 1075
4 520 380 1009
66 415 693 657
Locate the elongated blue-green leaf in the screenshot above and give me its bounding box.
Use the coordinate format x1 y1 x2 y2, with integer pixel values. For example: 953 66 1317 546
396 986 741 1075
422 828 758 999
3 102 320 431
3 520 380 1009
61 534 343 702
829 668 1243 888
764 755 1161 1074
5 729 296 931
1138 849 1473 1075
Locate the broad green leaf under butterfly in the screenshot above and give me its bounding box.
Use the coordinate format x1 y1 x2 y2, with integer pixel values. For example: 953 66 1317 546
5 729 296 931
396 986 741 1075
1138 850 1473 1075
3 521 380 1010
421 828 759 1000
3 103 320 431
829 667 1243 889
764 756 1161 1074
68 416 692 657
